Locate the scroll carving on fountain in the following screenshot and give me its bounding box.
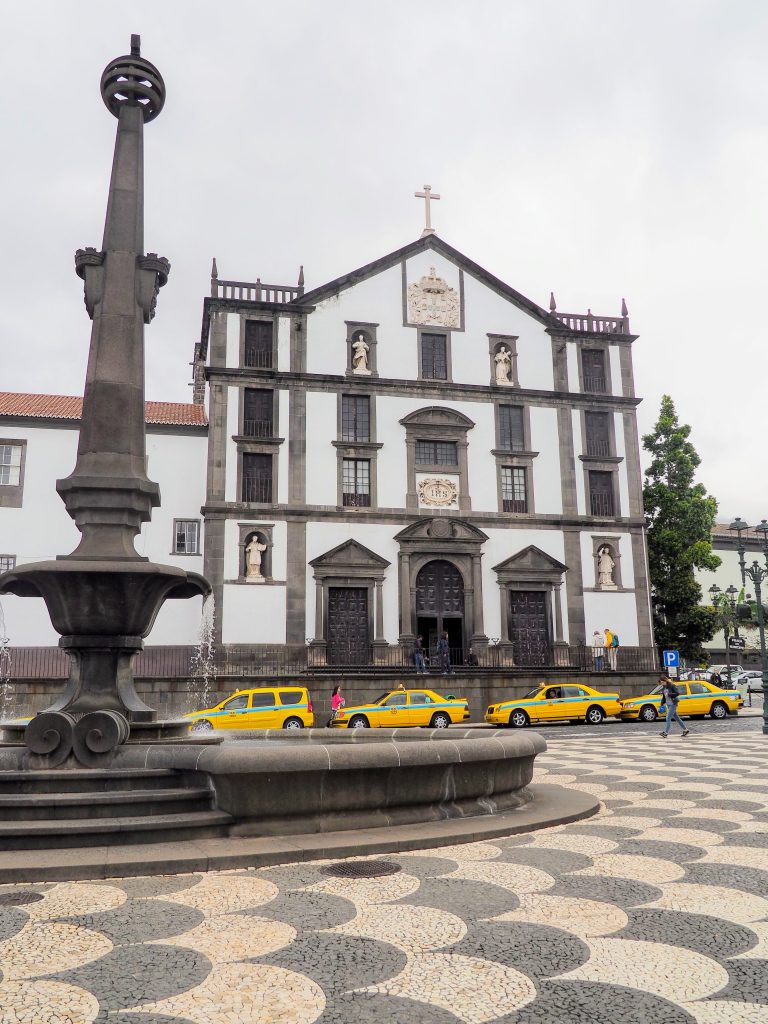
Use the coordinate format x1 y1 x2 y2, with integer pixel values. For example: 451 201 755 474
0 36 210 764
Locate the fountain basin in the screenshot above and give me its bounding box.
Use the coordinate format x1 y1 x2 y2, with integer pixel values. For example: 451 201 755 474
104 728 547 835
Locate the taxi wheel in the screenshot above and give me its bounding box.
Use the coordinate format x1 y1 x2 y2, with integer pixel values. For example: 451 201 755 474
430 712 451 729
710 701 728 720
349 715 370 729
191 720 213 732
639 704 657 723
585 706 604 725
283 717 304 729
509 709 529 728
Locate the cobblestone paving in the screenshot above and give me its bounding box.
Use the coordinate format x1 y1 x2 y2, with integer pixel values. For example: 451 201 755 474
1 732 768 1023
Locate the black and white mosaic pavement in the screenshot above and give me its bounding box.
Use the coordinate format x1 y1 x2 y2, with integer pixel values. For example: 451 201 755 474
1 731 767 1023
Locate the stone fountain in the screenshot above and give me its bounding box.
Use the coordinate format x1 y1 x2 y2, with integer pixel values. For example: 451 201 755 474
0 39 586 877
0 36 209 763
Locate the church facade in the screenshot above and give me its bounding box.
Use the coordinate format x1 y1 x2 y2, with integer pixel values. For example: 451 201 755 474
198 234 653 666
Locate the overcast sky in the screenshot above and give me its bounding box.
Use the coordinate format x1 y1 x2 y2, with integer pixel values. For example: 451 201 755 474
3 1 764 523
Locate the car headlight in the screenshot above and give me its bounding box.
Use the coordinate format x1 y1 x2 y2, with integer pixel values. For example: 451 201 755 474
625 702 638 709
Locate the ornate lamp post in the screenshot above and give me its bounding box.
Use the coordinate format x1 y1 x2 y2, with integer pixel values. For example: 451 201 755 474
729 518 768 735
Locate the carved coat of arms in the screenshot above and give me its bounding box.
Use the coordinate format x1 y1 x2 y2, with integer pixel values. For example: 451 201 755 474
418 478 458 507
407 267 460 327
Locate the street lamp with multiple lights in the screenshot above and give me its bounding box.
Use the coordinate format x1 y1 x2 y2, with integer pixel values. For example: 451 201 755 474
728 518 768 735
708 582 740 682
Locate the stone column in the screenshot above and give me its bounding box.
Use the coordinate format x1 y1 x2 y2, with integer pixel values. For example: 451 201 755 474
372 578 388 661
552 582 568 666
399 553 414 642
470 554 488 649
497 583 515 666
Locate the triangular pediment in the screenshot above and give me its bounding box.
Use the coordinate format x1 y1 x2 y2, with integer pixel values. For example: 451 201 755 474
492 545 568 575
394 518 489 543
309 538 390 569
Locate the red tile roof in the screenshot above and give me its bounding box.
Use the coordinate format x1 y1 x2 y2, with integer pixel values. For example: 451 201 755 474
712 522 764 542
0 393 207 427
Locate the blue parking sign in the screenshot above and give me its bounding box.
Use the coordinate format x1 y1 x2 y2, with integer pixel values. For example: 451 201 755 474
663 650 680 668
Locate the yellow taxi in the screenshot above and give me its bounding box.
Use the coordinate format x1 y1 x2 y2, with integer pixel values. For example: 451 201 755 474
185 685 314 731
619 680 742 722
485 683 621 728
330 688 470 729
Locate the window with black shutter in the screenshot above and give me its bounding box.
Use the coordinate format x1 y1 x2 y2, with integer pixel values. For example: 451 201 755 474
588 470 614 516
243 321 273 368
581 349 607 393
242 453 273 503
499 406 525 451
341 395 370 442
584 411 611 457
420 333 448 380
243 389 273 438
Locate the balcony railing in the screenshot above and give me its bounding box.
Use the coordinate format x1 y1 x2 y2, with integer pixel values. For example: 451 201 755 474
503 498 528 513
243 419 274 438
215 278 301 304
590 491 615 517
342 492 371 508
243 347 273 369
242 477 273 503
585 439 611 457
553 311 629 334
583 374 607 393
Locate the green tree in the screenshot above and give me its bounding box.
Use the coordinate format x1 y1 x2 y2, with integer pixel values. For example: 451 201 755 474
642 395 720 659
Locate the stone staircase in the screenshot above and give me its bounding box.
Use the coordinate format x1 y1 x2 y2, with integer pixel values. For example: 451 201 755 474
0 768 233 849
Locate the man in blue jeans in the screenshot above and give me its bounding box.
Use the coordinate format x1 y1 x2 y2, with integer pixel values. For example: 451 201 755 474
659 675 689 737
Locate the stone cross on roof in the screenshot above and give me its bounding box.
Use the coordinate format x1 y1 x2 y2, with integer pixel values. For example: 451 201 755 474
414 184 440 237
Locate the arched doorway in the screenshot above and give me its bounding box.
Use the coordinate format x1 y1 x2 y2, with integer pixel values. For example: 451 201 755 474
415 559 465 663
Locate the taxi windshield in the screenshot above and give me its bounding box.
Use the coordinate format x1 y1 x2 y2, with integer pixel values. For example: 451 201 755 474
650 684 663 695
523 687 542 699
375 692 397 704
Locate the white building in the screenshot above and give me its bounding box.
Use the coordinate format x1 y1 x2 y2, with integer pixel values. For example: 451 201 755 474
0 393 208 646
198 234 654 665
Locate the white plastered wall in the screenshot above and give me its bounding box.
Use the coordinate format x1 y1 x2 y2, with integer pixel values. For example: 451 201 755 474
225 313 239 367
583 592 639 644
613 411 629 518
529 407 562 514
566 342 580 392
305 391 338 506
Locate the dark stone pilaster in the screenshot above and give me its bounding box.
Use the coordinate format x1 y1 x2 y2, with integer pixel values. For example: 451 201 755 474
622 411 644 518
563 528 586 644
556 407 578 516
631 527 654 645
289 388 306 505
285 519 307 643
203 515 226 645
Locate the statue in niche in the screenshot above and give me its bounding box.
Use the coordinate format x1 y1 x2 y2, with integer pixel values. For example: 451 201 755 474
351 334 371 375
597 545 617 589
494 346 513 385
245 534 268 582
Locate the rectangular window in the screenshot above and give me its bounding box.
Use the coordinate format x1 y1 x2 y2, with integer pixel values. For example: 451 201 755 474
501 467 528 512
582 349 607 393
584 411 611 457
250 691 276 708
588 470 615 516
421 333 448 380
243 389 273 437
498 406 525 451
242 453 273 503
0 555 15 573
173 520 200 555
342 458 371 507
0 445 22 486
243 320 273 368
341 395 370 442
415 440 458 466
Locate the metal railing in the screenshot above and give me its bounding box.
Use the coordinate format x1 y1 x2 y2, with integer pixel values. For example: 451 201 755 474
583 374 607 393
3 643 661 681
242 419 274 438
502 498 528 513
589 491 615 517
241 477 273 503
342 492 371 508
585 438 611 457
243 347 273 369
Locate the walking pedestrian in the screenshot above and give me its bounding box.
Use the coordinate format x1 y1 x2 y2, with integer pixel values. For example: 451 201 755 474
413 635 426 675
592 630 605 672
658 675 689 738
437 631 453 675
605 628 619 671
328 684 345 725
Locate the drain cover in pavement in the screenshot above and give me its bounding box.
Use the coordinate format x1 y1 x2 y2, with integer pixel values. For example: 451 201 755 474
0 891 44 906
324 860 401 878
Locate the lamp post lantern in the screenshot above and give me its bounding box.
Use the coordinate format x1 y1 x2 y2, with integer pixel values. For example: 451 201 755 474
729 518 768 734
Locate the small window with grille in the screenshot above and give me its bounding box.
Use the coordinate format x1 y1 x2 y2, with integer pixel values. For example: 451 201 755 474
584 411 611 457
0 555 16 573
342 458 371 507
415 440 458 466
173 520 200 555
420 333 448 380
501 466 528 512
243 389 273 438
242 453 273 503
581 349 607 393
588 470 615 516
341 395 370 442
